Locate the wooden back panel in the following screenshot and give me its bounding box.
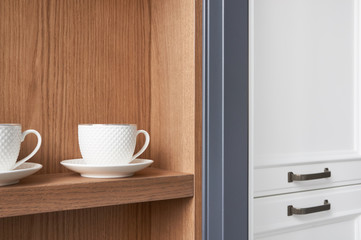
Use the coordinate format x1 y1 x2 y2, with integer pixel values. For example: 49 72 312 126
0 0 151 174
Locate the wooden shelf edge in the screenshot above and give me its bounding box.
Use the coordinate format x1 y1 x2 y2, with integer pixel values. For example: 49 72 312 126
0 168 194 218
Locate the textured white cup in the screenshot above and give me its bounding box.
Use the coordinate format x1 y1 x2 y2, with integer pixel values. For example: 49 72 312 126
78 124 150 165
0 124 42 172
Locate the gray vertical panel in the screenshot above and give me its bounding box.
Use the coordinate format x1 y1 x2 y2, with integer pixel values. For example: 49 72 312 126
203 0 248 239
224 0 249 238
203 0 224 239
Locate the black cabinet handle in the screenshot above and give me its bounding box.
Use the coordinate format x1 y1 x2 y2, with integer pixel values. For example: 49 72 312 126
288 200 331 216
288 168 331 182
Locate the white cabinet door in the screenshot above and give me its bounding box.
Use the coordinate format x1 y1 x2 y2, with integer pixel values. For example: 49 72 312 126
256 219 360 240
254 185 361 240
251 0 361 196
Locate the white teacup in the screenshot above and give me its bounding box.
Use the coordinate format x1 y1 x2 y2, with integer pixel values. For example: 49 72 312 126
0 124 42 172
78 124 150 165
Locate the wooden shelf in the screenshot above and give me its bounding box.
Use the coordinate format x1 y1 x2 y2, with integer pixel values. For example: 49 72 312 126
0 168 194 218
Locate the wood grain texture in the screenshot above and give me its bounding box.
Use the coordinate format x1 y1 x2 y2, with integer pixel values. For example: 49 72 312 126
0 168 194 218
149 0 201 239
0 0 151 174
150 0 195 173
0 0 202 238
195 0 203 239
0 0 153 239
0 204 151 240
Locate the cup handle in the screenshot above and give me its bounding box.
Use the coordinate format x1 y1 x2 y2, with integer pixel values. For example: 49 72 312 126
132 130 150 160
13 129 42 169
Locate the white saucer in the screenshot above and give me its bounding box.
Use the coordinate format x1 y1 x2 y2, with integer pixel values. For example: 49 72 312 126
0 162 43 186
60 159 154 178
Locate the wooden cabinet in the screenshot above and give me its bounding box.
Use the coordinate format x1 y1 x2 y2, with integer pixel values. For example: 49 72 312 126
0 0 202 239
